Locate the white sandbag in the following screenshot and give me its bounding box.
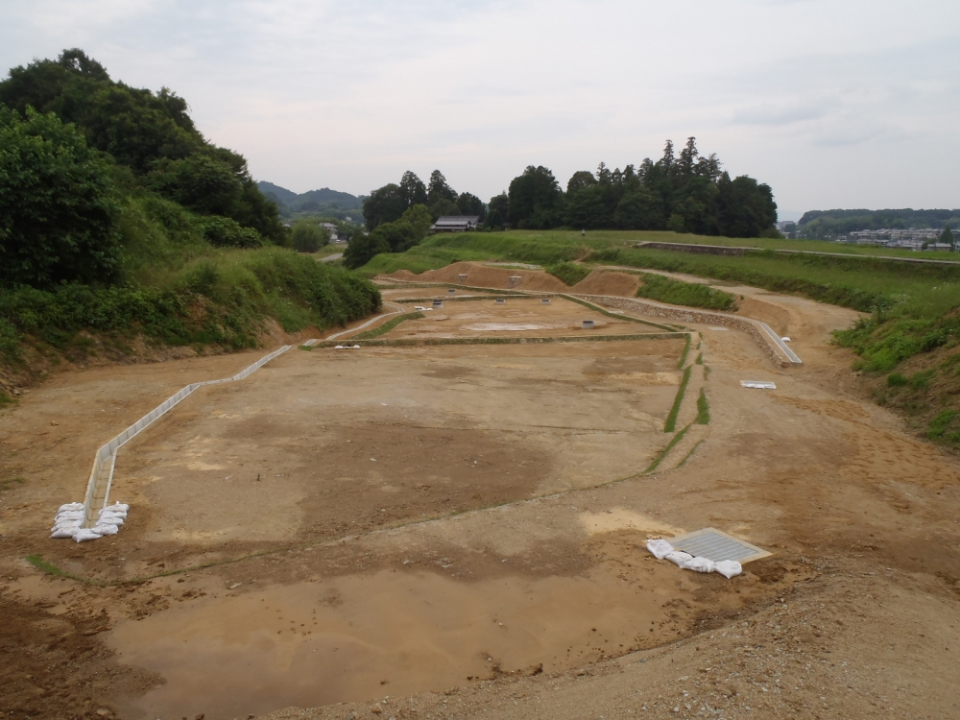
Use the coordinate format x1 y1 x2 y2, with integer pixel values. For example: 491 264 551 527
73 528 103 543
665 551 693 567
95 523 119 535
58 502 84 512
107 502 129 512
682 556 716 573
646 538 675 560
714 560 742 579
50 522 83 537
99 514 124 526
50 526 79 539
56 510 84 521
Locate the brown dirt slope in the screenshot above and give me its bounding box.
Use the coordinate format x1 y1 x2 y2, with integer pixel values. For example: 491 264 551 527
572 269 641 297
386 261 569 292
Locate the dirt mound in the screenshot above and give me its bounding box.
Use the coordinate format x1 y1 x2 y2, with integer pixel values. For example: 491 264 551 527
572 270 641 297
384 262 569 292
736 296 792 336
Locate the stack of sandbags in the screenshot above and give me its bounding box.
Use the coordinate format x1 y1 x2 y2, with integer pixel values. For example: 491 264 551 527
50 502 130 542
646 537 742 579
50 503 85 539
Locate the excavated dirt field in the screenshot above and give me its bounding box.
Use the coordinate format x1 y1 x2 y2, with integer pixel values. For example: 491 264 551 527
2 263 960 720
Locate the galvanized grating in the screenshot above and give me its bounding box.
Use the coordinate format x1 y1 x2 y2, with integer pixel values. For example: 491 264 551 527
669 527 770 564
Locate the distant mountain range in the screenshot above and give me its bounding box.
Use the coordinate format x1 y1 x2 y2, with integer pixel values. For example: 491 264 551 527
258 181 365 220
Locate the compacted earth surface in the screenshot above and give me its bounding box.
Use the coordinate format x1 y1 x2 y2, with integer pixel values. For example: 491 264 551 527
1 263 959 720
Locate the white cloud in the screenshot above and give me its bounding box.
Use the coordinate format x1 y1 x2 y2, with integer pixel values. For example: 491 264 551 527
1 0 959 211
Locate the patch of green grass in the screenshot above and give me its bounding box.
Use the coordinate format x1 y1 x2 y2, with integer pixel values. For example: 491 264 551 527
645 424 691 473
0 389 17 409
353 312 424 340
676 439 705 468
546 262 591 286
26 555 103 585
1 247 382 358
696 388 711 425
677 333 692 369
887 372 908 387
635 273 737 311
665 365 693 433
0 476 25 492
928 410 960 441
695 352 703 365
910 369 936 389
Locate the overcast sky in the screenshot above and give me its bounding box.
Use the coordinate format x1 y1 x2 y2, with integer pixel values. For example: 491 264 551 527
3 0 958 218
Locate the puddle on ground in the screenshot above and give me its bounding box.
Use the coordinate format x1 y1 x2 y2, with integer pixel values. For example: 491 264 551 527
110 567 681 720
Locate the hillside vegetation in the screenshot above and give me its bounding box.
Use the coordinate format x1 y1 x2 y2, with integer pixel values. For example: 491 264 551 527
0 50 380 398
360 229 960 446
798 208 960 240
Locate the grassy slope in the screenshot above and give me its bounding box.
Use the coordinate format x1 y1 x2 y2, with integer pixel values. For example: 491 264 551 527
0 196 381 383
360 229 960 447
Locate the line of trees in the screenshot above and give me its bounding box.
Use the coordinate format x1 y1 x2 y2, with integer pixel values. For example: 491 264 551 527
362 169 486 231
797 208 960 240
493 138 778 238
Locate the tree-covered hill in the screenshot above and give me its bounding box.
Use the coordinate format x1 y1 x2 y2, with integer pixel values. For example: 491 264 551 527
258 181 364 219
0 50 380 398
797 208 960 239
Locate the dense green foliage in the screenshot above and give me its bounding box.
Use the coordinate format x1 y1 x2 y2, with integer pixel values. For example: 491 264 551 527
0 49 284 244
363 170 486 232
344 204 436 268
635 273 737 311
0 247 380 361
0 108 121 288
0 50 381 366
798 208 960 239
290 220 330 253
501 138 777 237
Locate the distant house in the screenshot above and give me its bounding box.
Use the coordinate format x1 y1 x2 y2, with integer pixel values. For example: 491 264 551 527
430 216 481 233
318 222 339 242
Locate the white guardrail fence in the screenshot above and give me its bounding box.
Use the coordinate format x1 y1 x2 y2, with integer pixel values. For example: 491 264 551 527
78 344 294 528
63 302 409 537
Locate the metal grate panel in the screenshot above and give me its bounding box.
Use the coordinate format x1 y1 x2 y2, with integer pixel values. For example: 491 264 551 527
670 527 770 564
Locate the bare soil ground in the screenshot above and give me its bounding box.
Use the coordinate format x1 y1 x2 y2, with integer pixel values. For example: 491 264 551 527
2 263 960 720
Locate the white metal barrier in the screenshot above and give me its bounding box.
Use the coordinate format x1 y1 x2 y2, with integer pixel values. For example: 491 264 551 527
66 303 410 534
78 345 293 527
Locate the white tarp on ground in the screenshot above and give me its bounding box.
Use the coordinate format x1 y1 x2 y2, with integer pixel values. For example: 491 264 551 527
646 538 742 578
740 380 776 390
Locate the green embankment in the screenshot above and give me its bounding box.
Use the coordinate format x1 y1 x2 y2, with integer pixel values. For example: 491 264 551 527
636 273 736 311
0 196 381 371
546 262 591 286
